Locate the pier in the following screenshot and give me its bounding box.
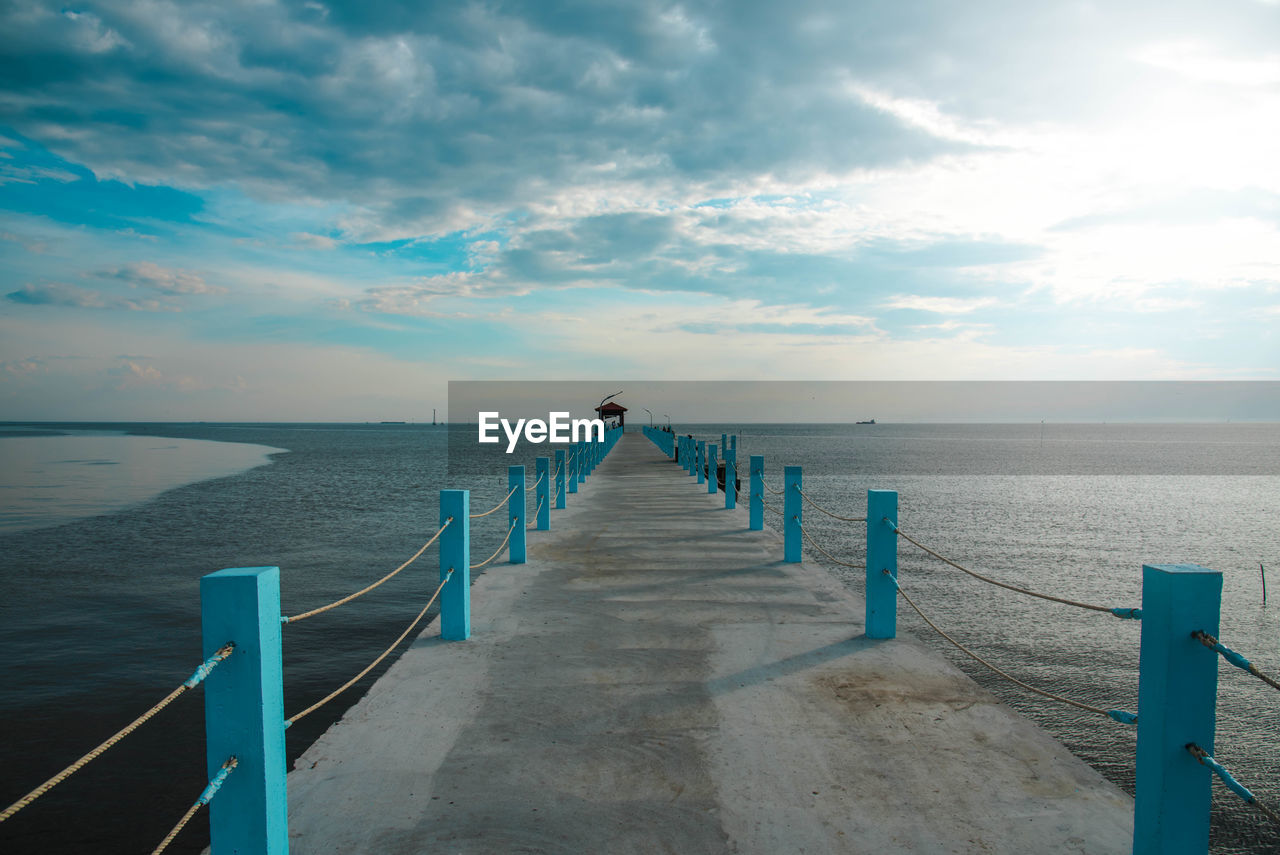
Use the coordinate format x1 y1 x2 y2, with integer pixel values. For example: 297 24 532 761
283 433 1131 853
8 427 1278 854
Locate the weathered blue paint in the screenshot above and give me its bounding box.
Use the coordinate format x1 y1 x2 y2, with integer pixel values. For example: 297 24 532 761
724 448 736 509
555 449 566 508
784 466 802 563
536 457 550 530
749 455 763 530
707 444 718 494
439 490 470 640
568 447 578 494
577 441 587 484
200 566 288 855
1134 564 1222 855
696 441 706 484
731 434 737 451
865 490 899 639
721 434 728 456
509 466 527 563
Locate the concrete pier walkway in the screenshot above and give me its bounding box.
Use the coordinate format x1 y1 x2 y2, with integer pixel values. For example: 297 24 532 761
286 434 1133 853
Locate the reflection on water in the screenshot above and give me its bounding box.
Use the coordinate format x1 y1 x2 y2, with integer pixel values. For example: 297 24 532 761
0 431 285 532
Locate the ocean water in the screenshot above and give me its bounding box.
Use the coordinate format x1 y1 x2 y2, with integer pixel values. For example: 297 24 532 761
0 422 1277 853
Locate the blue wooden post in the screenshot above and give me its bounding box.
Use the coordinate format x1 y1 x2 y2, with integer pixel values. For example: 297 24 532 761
1134 564 1222 855
749 456 763 530
724 448 736 509
707 444 718 494
721 433 727 456
439 490 470 640
200 566 287 855
784 466 802 563
536 457 550 530
731 434 736 452
509 465 526 564
577 441 587 483
555 449 566 508
865 490 899 639
696 441 706 484
684 438 693 474
568 447 578 494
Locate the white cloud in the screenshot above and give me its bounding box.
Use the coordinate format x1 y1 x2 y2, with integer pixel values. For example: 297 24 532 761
883 296 1002 314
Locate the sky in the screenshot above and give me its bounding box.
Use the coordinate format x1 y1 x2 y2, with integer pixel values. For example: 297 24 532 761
1 0 1278 421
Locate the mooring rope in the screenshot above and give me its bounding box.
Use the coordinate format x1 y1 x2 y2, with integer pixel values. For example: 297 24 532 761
283 520 452 624
470 484 519 519
0 643 235 824
150 756 238 855
471 516 519 570
1192 631 1280 693
890 573 1135 723
525 471 546 493
286 571 452 726
798 522 866 569
892 525 1136 617
1187 744 1280 826
794 486 866 523
762 480 785 495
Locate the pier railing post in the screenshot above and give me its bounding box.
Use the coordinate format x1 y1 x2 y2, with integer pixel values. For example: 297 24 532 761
577 441 587 484
509 465 527 563
697 441 706 484
784 466 802 563
439 490 470 640
568 447 578 494
749 456 763 530
707 444 718 494
1134 563 1222 855
200 566 287 855
724 448 736 509
865 490 899 639
555 449 566 508
536 457 550 530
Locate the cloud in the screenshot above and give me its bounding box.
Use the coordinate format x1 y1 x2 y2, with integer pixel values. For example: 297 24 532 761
99 261 224 295
883 296 1002 314
6 282 171 311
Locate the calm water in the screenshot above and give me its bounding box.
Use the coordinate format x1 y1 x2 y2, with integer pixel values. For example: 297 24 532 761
0 428 285 533
0 422 1277 853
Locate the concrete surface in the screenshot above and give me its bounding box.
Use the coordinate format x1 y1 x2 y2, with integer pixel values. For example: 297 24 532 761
285 434 1133 854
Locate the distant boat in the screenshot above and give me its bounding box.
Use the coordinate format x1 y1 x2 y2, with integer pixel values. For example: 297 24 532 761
856 419 876 425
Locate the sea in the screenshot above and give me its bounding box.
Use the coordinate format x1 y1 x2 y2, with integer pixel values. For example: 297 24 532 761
0 421 1278 854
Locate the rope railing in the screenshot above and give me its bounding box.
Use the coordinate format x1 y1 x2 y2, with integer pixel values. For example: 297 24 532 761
282 519 452 624
794 486 866 522
0 643 236 824
762 480 785 495
150 756 238 855
892 524 1140 619
527 497 545 529
797 521 866 569
525 471 546 492
470 484 519 519
471 516 519 570
1192 631 1280 693
1187 744 1280 826
889 572 1137 724
286 570 454 726
760 496 783 515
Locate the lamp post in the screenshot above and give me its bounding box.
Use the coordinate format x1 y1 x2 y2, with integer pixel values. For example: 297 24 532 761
664 413 670 428
598 390 622 431
643 407 653 427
